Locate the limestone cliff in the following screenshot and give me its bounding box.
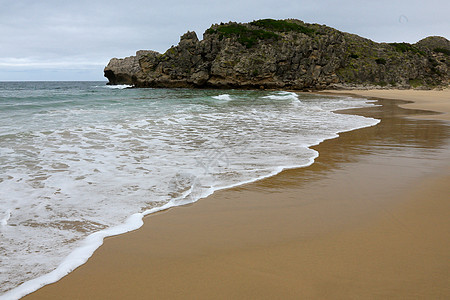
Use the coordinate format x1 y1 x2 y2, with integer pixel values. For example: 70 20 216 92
104 19 449 89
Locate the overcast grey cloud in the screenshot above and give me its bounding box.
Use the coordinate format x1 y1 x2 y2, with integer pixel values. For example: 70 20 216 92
1 0 449 81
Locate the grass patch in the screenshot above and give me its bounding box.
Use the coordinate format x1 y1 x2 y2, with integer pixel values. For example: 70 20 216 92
249 19 316 36
205 23 280 48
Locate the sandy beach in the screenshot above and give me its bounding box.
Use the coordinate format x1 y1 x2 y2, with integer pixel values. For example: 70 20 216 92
25 89 450 299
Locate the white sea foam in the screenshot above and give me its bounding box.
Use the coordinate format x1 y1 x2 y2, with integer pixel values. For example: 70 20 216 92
263 91 302 105
212 94 232 101
102 84 133 89
0 86 380 299
0 210 11 227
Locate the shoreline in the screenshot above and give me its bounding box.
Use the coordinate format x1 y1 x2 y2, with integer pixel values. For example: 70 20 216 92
23 91 446 299
2 90 379 300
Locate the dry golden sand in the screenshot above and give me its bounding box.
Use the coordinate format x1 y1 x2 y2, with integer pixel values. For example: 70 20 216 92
25 90 450 299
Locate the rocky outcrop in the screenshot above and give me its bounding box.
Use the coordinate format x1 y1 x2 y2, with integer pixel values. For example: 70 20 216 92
104 50 155 85
104 19 449 89
416 36 450 52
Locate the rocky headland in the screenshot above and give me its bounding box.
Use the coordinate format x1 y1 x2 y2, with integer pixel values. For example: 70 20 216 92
104 19 449 90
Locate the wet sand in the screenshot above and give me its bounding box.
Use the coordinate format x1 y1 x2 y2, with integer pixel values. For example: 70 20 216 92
25 92 450 299
323 89 450 120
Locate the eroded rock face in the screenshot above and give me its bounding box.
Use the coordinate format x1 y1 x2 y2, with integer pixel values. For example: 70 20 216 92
104 50 156 85
104 19 449 89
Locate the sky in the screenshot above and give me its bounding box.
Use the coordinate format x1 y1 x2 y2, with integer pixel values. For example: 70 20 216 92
1 0 449 81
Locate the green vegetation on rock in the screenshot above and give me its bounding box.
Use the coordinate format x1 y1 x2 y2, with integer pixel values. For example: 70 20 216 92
409 78 423 88
249 19 315 36
205 23 280 48
434 48 450 56
375 58 387 65
389 42 425 55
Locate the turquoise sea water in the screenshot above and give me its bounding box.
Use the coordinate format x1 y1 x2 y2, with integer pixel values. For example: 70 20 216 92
0 82 379 298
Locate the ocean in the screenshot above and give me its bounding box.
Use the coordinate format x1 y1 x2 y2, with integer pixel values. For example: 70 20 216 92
0 81 379 298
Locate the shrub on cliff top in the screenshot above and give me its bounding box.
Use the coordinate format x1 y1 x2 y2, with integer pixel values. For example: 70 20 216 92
250 19 315 36
205 23 280 48
389 42 425 55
